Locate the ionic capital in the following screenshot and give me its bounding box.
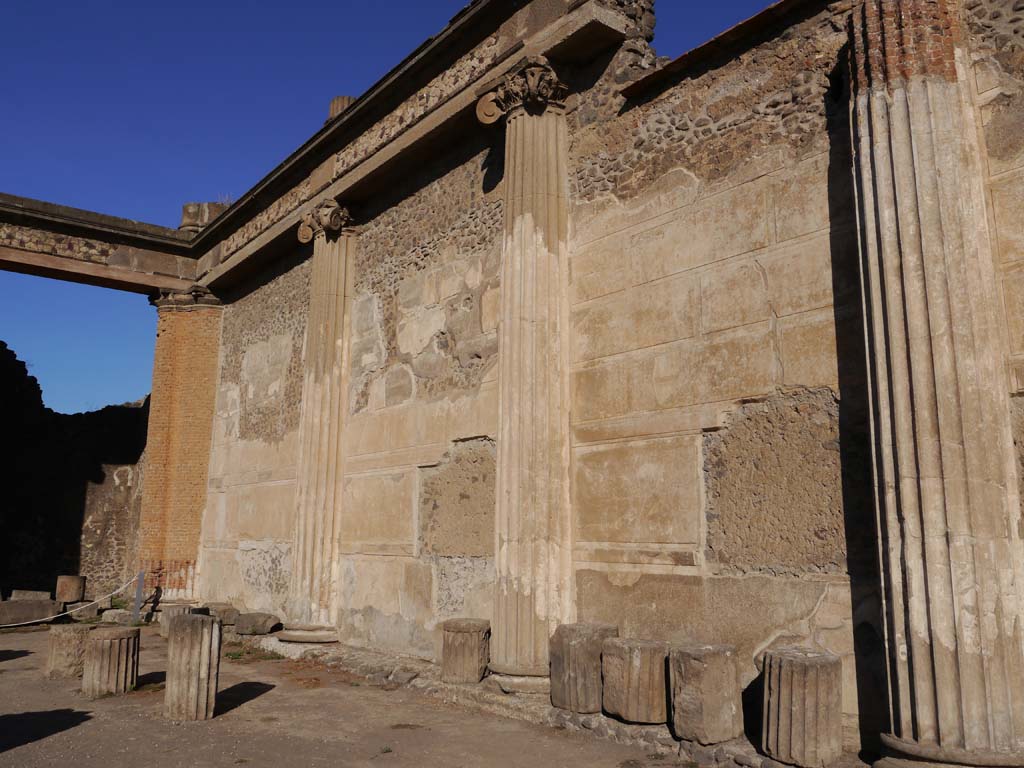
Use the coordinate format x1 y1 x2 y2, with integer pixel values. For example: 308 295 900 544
297 199 353 244
476 56 568 125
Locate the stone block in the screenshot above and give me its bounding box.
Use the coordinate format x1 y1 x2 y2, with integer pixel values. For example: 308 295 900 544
762 647 842 768
82 627 139 698
549 623 618 713
165 614 222 721
441 618 490 684
101 609 133 625
0 599 58 626
235 612 281 636
67 601 100 621
10 590 51 601
277 627 339 643
602 637 670 724
55 576 86 604
669 644 743 745
45 624 95 679
574 435 701 548
204 603 239 626
700 260 770 334
341 470 415 555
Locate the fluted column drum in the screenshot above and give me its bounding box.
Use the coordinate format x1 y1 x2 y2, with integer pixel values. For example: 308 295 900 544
762 647 842 768
82 627 139 698
165 613 222 721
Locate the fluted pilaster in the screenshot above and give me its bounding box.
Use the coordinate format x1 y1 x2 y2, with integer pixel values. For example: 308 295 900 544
288 200 356 627
478 57 573 676
850 1 1024 763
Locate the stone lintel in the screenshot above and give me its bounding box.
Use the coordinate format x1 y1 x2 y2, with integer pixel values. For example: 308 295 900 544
0 244 195 295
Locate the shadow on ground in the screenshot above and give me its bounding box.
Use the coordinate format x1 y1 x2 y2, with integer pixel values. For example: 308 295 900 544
0 651 30 663
0 709 92 752
136 670 166 687
215 682 275 716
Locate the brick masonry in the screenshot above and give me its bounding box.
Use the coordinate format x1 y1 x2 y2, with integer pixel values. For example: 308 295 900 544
139 303 222 595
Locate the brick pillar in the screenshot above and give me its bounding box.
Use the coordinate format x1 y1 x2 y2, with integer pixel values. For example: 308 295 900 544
476 57 574 677
139 284 222 600
850 1 1024 763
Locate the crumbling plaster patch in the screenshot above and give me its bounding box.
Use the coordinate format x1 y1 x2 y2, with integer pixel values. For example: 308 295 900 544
704 388 847 576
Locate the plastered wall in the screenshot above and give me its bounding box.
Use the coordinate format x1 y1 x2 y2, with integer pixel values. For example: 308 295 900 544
566 2 884 748
199 257 310 614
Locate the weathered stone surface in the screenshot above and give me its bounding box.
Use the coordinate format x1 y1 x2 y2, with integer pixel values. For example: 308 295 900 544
45 624 95 679
669 644 742 745
602 637 669 724
165 614 221 721
762 647 841 768
550 623 618 713
704 390 851 576
55 576 86 604
0 599 58 626
235 612 281 636
441 618 489 684
204 603 239 626
82 626 139 698
10 590 51 601
159 604 209 638
277 627 338 644
485 674 551 695
66 601 100 621
101 608 132 625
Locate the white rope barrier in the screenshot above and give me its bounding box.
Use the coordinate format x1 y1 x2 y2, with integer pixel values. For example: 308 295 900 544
0 574 141 629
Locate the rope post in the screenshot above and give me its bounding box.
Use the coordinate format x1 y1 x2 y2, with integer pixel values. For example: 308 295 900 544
131 570 145 621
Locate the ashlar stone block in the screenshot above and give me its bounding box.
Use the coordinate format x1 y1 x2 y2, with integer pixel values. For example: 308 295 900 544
602 637 670 724
235 612 280 636
549 623 618 713
55 576 86 604
165 614 222 721
82 627 139 698
669 644 743 745
762 647 842 768
441 619 490 684
45 624 95 679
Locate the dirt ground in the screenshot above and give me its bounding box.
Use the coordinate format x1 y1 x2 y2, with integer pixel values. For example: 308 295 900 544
0 626 683 767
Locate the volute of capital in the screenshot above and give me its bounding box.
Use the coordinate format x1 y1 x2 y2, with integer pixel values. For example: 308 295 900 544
297 199 353 244
476 56 568 125
151 283 221 310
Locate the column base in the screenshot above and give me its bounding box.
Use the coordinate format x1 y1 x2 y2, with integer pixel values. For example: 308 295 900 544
484 673 551 696
877 735 1024 768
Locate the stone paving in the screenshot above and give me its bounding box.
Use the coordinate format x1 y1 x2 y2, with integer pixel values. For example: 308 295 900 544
0 626 685 768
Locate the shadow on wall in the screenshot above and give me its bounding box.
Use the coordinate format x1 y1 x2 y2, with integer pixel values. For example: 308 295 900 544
826 52 891 757
0 340 148 598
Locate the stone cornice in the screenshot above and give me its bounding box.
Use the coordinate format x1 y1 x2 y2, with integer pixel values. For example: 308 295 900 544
151 283 221 310
476 56 568 124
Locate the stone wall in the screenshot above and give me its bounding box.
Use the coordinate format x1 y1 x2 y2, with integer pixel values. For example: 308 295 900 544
199 255 310 614
965 1 1024 392
0 340 147 600
338 135 503 659
566 1 883 749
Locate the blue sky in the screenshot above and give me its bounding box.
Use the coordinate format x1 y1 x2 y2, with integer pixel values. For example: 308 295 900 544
0 0 771 413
